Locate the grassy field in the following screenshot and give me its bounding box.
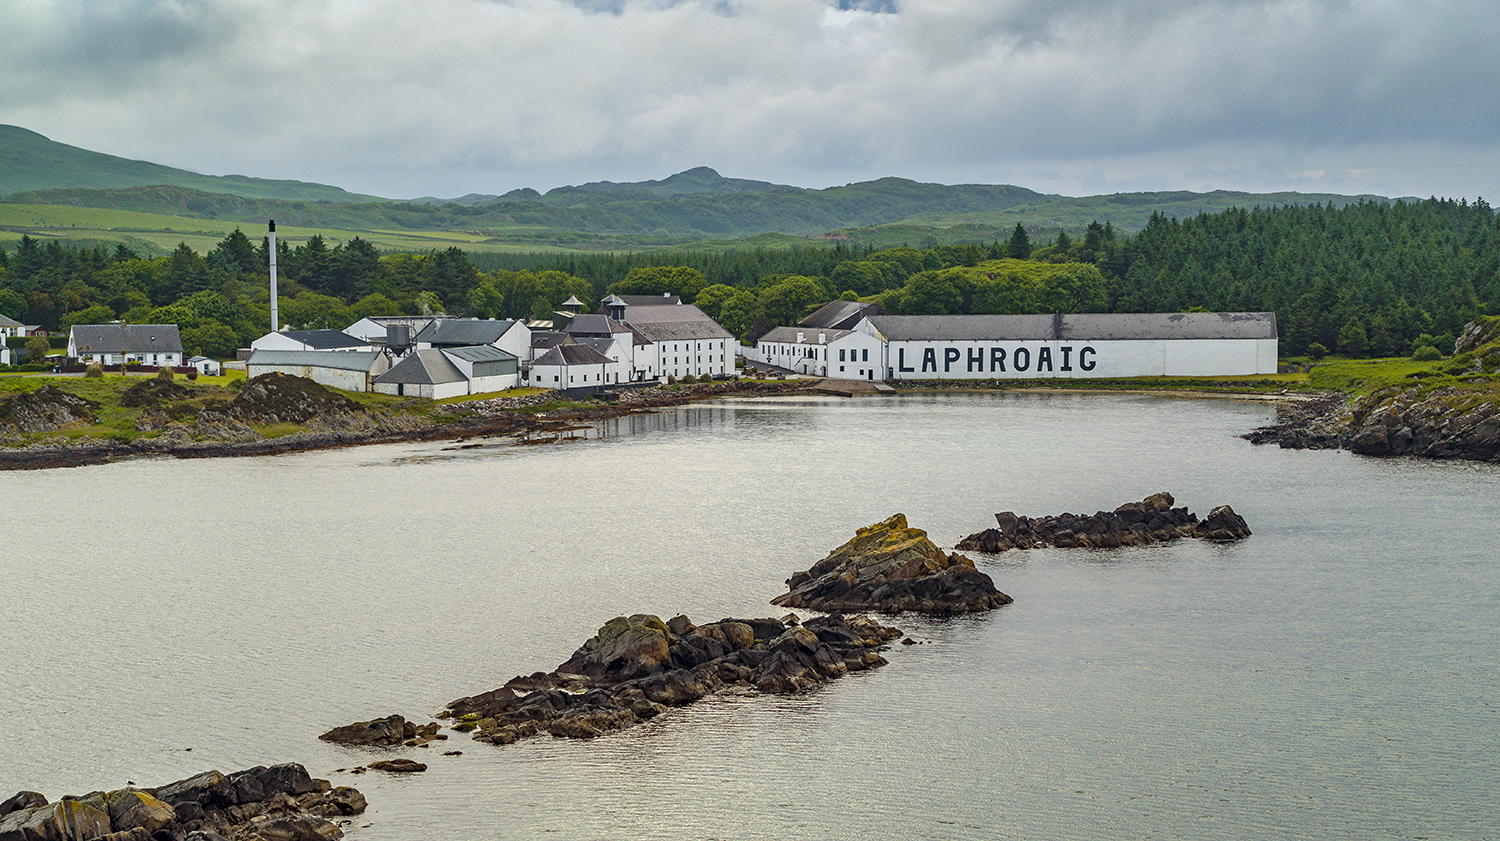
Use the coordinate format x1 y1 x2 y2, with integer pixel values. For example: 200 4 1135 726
0 202 604 255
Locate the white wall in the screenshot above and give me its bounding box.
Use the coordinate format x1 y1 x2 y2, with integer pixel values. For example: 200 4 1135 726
883 338 1277 380
827 332 884 380
248 363 369 392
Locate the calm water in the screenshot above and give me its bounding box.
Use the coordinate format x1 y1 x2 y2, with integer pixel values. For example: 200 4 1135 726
1 392 1496 840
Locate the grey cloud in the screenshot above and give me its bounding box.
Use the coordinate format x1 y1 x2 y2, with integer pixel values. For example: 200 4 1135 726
0 0 1493 201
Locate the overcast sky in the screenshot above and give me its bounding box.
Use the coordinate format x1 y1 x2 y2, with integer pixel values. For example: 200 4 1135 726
2 0 1495 200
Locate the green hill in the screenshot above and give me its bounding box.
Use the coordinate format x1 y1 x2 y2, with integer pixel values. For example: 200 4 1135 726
0 125 385 202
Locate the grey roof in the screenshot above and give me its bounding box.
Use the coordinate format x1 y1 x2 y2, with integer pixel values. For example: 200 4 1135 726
562 295 585 306
574 336 618 356
281 329 370 350
531 331 572 350
865 312 1278 342
616 294 681 307
601 294 626 306
799 300 886 330
416 318 518 346
247 349 382 371
564 314 630 336
441 344 518 364
758 326 854 345
374 349 466 385
70 324 183 354
0 314 21 329
533 344 614 366
620 304 733 341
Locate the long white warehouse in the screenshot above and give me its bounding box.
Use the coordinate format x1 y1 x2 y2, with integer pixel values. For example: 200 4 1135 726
852 312 1278 380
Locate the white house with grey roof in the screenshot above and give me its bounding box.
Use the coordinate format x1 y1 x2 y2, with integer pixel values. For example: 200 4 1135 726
757 326 884 379
415 318 530 362
373 346 520 399
600 296 734 381
857 312 1278 380
0 313 22 341
68 324 184 367
527 344 615 392
251 329 372 353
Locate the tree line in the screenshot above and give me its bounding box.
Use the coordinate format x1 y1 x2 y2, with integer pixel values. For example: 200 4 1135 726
2 196 1495 359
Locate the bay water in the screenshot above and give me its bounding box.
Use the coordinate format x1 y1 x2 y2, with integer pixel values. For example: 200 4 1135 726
1 392 1496 840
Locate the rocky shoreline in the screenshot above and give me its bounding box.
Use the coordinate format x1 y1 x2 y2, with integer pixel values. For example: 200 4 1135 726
0 764 364 841
0 377 815 471
1244 388 1500 461
954 493 1251 553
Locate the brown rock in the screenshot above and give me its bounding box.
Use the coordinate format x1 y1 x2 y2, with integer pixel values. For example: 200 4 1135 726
367 759 427 774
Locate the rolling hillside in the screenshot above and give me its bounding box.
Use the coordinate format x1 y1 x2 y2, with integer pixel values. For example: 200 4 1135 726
0 125 385 203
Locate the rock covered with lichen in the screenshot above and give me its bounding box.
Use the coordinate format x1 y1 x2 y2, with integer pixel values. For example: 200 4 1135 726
0 763 364 841
771 514 1012 615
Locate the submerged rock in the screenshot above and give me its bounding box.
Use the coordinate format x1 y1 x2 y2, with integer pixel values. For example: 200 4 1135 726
367 759 427 774
955 493 1251 553
443 612 901 747
771 514 1012 615
0 764 361 841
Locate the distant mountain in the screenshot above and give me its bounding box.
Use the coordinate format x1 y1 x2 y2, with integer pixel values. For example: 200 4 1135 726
0 125 386 203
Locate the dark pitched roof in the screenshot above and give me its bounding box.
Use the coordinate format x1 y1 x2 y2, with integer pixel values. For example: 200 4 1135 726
533 344 614 366
69 324 183 354
616 294 681 307
865 312 1279 342
758 326 854 345
415 318 518 346
620 304 733 341
531 331 572 350
799 300 887 330
0 314 21 329
563 314 630 336
281 329 370 350
441 345 517 363
374 349 466 384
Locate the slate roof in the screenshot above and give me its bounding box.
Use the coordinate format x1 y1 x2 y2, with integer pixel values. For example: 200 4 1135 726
533 344 614 366
441 344 517 364
758 326 854 345
620 304 733 341
616 294 681 307
281 329 370 350
374 349 466 385
0 314 21 329
416 318 518 346
563 314 631 336
531 331 572 351
574 337 618 356
70 324 183 354
865 312 1278 342
247 349 382 371
799 300 886 330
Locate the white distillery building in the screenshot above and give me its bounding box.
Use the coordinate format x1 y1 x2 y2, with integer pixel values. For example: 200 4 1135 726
251 329 372 353
856 312 1278 380
756 326 886 379
373 345 520 399
601 296 734 381
415 318 531 363
246 349 389 392
528 344 615 392
68 324 184 367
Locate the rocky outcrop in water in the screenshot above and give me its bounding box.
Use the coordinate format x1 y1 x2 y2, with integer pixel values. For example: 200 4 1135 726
0 385 97 435
1245 387 1500 461
0 763 364 841
442 612 900 745
319 714 442 747
770 514 1012 615
954 493 1251 553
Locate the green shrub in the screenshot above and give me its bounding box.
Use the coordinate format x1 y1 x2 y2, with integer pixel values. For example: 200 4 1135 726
1308 343 1329 360
1412 345 1442 362
666 375 677 385
84 363 104 378
680 374 696 384
154 367 174 382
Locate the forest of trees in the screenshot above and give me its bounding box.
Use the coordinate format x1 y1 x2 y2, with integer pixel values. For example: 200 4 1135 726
2 197 1495 360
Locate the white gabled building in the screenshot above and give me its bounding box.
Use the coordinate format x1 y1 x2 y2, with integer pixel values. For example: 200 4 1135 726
415 318 531 362
251 329 373 353
0 313 22 341
246 349 388 392
372 346 520 399
343 316 435 344
756 326 884 379
859 312 1279 380
187 356 222 376
68 324 184 368
527 344 614 392
601 296 733 381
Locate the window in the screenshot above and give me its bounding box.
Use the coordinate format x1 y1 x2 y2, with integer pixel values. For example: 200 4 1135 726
839 349 846 361
862 349 869 362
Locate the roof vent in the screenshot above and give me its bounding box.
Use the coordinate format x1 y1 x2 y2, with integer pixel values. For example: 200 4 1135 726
796 331 805 343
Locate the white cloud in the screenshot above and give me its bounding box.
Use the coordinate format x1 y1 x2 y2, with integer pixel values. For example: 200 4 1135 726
0 0 1495 200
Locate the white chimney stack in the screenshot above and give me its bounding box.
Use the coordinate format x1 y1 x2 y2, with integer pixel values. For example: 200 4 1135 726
268 219 279 333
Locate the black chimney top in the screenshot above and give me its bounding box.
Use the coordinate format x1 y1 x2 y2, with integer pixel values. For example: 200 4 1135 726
268 220 276 232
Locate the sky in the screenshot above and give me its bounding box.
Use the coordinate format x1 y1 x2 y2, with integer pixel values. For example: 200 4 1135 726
2 0 1496 201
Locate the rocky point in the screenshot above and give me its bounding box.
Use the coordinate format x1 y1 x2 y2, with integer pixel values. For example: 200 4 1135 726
954 492 1251 553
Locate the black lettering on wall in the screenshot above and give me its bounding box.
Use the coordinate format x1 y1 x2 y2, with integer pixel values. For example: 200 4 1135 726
967 347 984 372
943 347 960 372
1080 346 1097 371
1060 346 1073 371
899 348 914 372
922 348 937 372
990 346 1006 372
1038 347 1054 372
1014 347 1031 371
